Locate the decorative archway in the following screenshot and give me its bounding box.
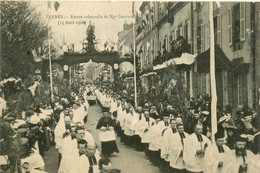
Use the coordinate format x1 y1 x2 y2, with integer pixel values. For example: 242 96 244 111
54 51 133 71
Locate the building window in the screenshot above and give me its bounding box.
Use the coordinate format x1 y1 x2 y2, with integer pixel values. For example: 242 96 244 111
202 73 206 94
213 15 222 47
240 2 246 41
237 74 243 106
147 41 150 64
201 24 205 52
196 2 202 13
176 27 180 39
172 30 175 41
187 71 190 95
194 38 197 54
144 44 147 66
228 8 232 45
165 36 169 52
217 14 222 47
179 24 183 37
184 22 189 41
197 25 201 53
233 3 241 51
140 52 143 69
227 72 233 105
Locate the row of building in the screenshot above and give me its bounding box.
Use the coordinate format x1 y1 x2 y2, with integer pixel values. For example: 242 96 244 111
118 2 260 112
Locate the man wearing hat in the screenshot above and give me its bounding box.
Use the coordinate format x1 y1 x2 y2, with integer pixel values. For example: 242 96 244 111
150 106 159 120
204 132 233 173
184 110 200 134
231 135 259 173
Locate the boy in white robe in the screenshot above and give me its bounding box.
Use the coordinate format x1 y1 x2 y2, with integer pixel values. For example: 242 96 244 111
148 118 162 166
140 109 155 158
183 123 211 173
54 110 70 166
160 118 178 172
123 106 134 146
168 123 189 173
132 106 144 151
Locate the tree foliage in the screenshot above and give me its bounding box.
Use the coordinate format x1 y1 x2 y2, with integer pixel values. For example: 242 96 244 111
0 1 48 79
86 23 96 52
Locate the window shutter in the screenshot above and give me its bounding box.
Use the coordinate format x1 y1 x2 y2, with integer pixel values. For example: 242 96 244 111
217 14 222 47
228 8 233 45
233 74 238 107
194 72 198 96
227 72 233 106
242 74 247 105
201 24 205 52
194 28 197 54
240 2 246 41
193 2 196 11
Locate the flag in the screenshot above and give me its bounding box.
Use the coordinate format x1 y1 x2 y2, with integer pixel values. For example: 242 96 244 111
132 2 135 15
32 49 42 62
54 1 60 11
47 1 51 9
215 2 221 8
47 1 60 11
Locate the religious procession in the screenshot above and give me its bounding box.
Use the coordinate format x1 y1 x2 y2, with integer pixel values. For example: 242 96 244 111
1 1 260 173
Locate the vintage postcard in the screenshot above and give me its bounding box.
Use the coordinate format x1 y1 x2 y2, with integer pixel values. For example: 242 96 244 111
0 1 259 173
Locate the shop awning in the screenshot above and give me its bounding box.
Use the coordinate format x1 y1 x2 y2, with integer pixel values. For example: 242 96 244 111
232 63 251 74
153 53 196 71
196 45 234 73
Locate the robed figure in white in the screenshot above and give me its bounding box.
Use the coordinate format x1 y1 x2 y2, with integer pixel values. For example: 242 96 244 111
168 124 189 172
75 142 101 173
96 111 119 157
230 136 259 173
204 132 234 173
183 123 211 173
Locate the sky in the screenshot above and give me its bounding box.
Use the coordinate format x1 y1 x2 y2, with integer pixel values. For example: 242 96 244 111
31 1 142 52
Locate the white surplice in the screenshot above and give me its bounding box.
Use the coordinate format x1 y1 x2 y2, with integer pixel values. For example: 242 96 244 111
148 123 162 151
231 149 259 173
183 133 211 172
54 112 66 152
156 121 169 150
168 132 189 170
99 128 116 142
124 112 134 136
76 152 101 173
140 117 155 143
160 127 177 162
204 144 234 173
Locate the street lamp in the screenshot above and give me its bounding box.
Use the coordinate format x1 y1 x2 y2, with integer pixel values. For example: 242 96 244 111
82 41 88 49
113 63 119 70
63 65 69 71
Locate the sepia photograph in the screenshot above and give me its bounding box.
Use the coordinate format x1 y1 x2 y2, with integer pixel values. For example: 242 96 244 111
0 1 260 173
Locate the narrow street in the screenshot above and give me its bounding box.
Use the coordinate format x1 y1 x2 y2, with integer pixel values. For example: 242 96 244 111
43 103 160 173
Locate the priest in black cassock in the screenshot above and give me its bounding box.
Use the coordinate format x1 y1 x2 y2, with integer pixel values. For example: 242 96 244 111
96 107 119 157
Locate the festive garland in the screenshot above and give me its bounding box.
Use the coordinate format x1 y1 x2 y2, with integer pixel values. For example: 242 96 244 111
0 77 22 87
